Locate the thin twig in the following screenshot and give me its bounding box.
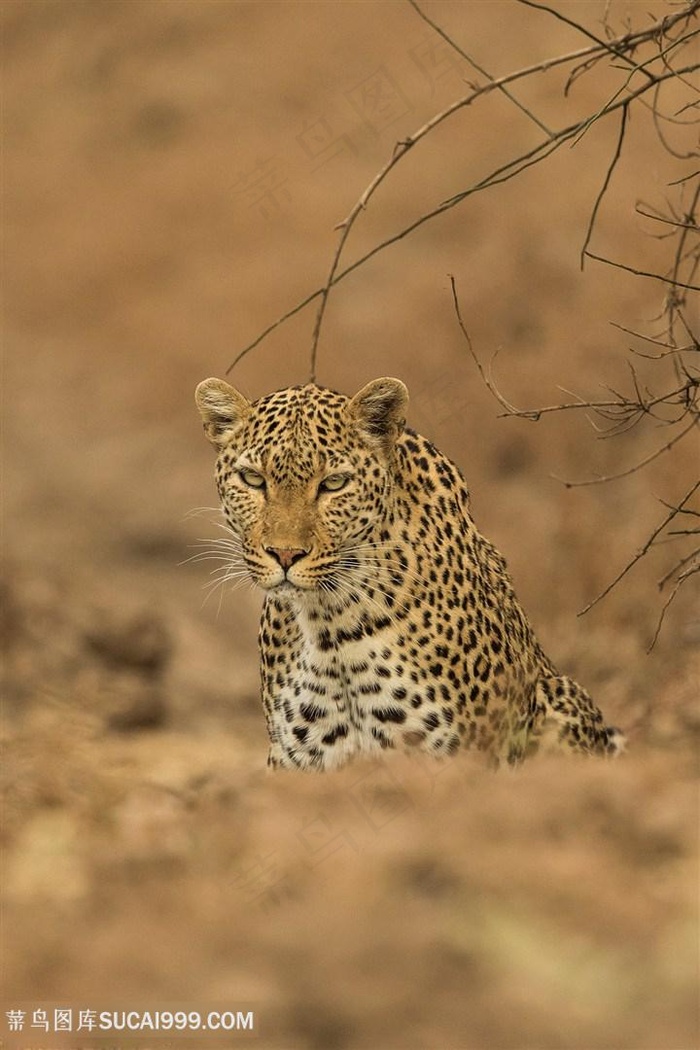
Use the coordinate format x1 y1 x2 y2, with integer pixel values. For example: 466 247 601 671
497 379 694 424
610 320 694 349
635 205 699 231
449 276 521 414
648 554 700 651
579 479 700 616
407 0 553 136
580 103 628 268
667 178 700 343
225 285 323 375
441 65 695 209
518 0 658 84
669 168 700 185
554 415 697 488
658 543 700 586
584 249 700 292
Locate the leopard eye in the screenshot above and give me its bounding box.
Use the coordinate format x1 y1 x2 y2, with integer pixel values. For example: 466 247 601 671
318 474 349 494
239 468 266 490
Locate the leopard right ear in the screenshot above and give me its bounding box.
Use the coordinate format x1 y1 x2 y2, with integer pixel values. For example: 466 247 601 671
348 377 408 449
195 378 251 445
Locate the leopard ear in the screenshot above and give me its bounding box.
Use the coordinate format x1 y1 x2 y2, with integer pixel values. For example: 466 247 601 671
195 378 251 445
348 377 408 447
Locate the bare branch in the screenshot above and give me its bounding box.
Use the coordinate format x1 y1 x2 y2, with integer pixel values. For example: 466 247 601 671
554 416 698 488
228 4 698 377
650 541 696 646
443 64 697 211
666 179 700 343
658 543 700 584
580 103 629 268
518 0 657 83
648 551 700 651
635 205 700 231
610 319 696 352
225 285 323 375
304 43 629 381
449 276 521 415
450 303 698 428
584 249 700 292
579 480 700 616
407 0 553 136
670 168 700 185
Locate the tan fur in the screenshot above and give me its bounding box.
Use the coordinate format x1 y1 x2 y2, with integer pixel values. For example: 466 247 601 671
196 377 625 771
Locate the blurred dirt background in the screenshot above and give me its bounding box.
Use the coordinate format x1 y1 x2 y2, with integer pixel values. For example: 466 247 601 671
2 2 699 1048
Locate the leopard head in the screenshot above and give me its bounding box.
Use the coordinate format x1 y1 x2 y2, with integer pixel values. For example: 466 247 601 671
195 377 407 595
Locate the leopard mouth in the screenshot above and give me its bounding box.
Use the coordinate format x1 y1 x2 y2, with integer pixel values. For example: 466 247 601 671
263 574 317 594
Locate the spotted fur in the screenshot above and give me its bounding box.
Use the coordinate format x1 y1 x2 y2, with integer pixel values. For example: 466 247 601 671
195 376 625 770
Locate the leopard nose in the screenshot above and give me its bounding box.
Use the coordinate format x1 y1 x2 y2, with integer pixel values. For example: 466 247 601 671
265 547 309 570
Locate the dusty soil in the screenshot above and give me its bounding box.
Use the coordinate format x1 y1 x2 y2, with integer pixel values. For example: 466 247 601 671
2 2 698 1048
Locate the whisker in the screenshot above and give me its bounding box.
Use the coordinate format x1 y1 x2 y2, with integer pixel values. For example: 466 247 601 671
181 549 241 566
339 541 402 553
340 560 417 612
339 542 420 570
203 564 251 586
201 565 256 613
212 520 242 538
182 506 224 522
181 529 244 561
183 515 255 616
320 579 371 618
335 552 425 593
328 568 407 625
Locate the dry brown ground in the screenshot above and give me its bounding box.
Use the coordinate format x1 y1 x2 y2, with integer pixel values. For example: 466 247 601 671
2 3 698 1049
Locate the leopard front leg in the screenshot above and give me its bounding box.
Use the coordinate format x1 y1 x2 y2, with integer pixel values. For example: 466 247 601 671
528 674 626 757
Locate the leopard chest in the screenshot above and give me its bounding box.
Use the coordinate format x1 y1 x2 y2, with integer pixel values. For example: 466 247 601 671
260 599 462 769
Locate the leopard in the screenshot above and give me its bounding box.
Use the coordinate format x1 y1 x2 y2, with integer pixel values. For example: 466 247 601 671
195 375 625 771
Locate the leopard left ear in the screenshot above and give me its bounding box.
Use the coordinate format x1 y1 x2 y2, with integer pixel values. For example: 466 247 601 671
195 378 251 445
348 377 408 447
